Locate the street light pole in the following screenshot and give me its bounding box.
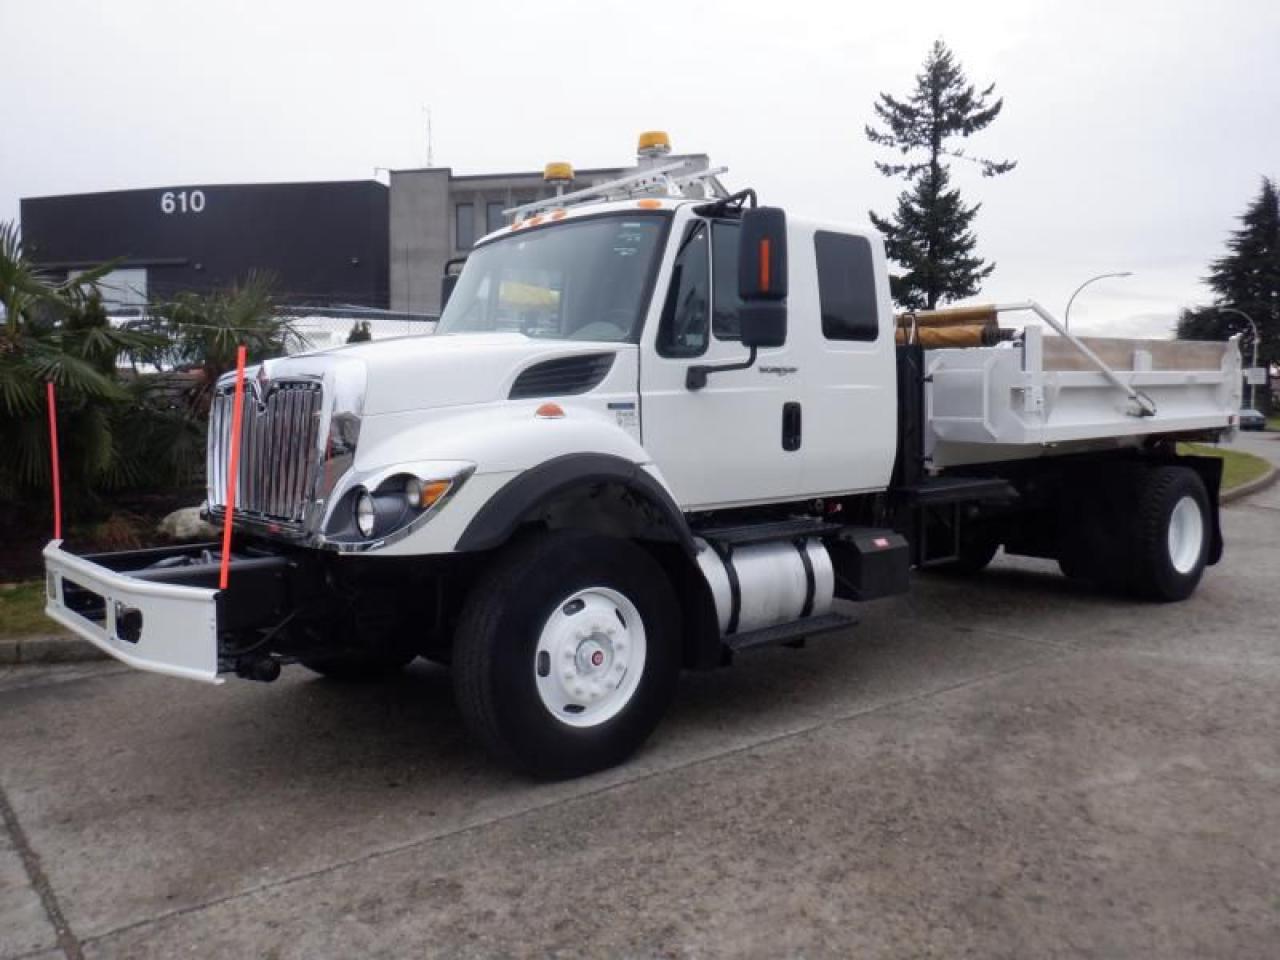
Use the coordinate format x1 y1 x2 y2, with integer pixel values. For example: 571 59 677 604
1064 271 1135 332
1219 306 1260 410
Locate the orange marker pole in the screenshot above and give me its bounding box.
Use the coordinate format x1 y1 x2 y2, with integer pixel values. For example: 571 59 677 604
219 346 248 590
46 382 62 540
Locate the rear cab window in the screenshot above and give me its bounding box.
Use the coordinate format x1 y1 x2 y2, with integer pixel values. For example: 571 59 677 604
815 231 879 342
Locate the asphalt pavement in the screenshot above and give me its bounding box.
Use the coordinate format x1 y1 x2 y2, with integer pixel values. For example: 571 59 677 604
3 434 1280 959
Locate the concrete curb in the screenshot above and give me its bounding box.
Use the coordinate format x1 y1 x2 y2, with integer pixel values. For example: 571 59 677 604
5 460 1277 667
1221 463 1279 504
0 634 109 666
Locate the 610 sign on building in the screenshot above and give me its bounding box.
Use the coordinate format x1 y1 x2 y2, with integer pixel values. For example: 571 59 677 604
159 189 205 214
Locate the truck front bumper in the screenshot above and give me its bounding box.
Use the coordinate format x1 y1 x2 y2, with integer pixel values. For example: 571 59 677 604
42 541 268 684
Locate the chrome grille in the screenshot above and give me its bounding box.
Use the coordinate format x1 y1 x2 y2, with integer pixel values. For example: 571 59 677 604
207 380 324 525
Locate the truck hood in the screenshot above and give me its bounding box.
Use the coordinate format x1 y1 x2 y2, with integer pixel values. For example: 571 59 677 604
260 333 631 416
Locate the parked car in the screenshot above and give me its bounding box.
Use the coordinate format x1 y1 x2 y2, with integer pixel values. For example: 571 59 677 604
1239 408 1267 431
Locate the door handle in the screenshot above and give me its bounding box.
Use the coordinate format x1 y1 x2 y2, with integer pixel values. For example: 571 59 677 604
782 402 802 451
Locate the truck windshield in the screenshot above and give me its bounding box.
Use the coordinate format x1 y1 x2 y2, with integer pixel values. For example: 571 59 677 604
435 213 669 342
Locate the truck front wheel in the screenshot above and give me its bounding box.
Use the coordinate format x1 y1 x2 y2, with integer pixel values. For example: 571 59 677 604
452 530 680 779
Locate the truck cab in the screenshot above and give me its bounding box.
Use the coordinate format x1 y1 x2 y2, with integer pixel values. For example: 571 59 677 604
353 193 900 537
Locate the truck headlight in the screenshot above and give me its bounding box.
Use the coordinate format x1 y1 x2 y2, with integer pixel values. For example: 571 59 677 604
354 490 377 537
403 477 423 509
325 465 474 549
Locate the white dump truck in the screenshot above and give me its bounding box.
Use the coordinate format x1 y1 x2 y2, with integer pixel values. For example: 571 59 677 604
44 134 1242 777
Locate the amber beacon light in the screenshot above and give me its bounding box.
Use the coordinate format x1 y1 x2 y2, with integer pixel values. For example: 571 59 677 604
637 130 671 158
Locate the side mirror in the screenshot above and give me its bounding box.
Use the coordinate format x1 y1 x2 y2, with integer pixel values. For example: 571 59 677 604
684 206 788 390
738 206 787 349
440 273 459 310
440 256 467 311
739 301 786 350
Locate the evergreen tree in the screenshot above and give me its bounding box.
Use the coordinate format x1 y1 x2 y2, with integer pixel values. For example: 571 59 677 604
866 40 1015 310
1177 177 1280 376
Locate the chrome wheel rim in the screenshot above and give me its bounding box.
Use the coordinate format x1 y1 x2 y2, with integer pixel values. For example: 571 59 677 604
534 587 646 728
1167 495 1204 575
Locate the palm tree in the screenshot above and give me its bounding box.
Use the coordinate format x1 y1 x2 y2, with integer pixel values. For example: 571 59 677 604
1 223 124 411
138 271 306 416
1 222 307 505
0 221 158 499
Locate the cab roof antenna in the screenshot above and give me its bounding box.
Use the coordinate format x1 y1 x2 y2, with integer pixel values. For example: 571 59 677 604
425 106 434 167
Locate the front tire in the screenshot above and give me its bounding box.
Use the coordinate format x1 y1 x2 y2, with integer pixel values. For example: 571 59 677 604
452 530 680 779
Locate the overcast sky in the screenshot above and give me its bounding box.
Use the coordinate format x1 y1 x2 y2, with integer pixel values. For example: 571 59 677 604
3 0 1277 337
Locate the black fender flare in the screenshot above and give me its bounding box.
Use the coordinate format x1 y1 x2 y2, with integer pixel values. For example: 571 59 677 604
453 453 697 557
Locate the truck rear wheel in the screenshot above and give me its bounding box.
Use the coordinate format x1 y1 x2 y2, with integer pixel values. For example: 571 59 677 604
926 522 1000 576
1132 466 1210 602
936 534 999 575
452 530 680 779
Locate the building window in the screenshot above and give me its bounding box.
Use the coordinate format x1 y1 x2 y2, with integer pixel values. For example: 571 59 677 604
486 201 506 234
455 203 475 250
815 231 879 341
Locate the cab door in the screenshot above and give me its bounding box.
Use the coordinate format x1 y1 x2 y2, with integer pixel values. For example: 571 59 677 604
638 218 807 510
789 225 898 496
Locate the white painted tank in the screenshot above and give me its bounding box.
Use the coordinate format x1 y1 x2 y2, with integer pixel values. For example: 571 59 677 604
695 538 834 636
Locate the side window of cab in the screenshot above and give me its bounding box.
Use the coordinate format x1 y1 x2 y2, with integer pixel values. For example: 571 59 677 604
656 223 710 357
711 221 743 341
815 231 879 341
